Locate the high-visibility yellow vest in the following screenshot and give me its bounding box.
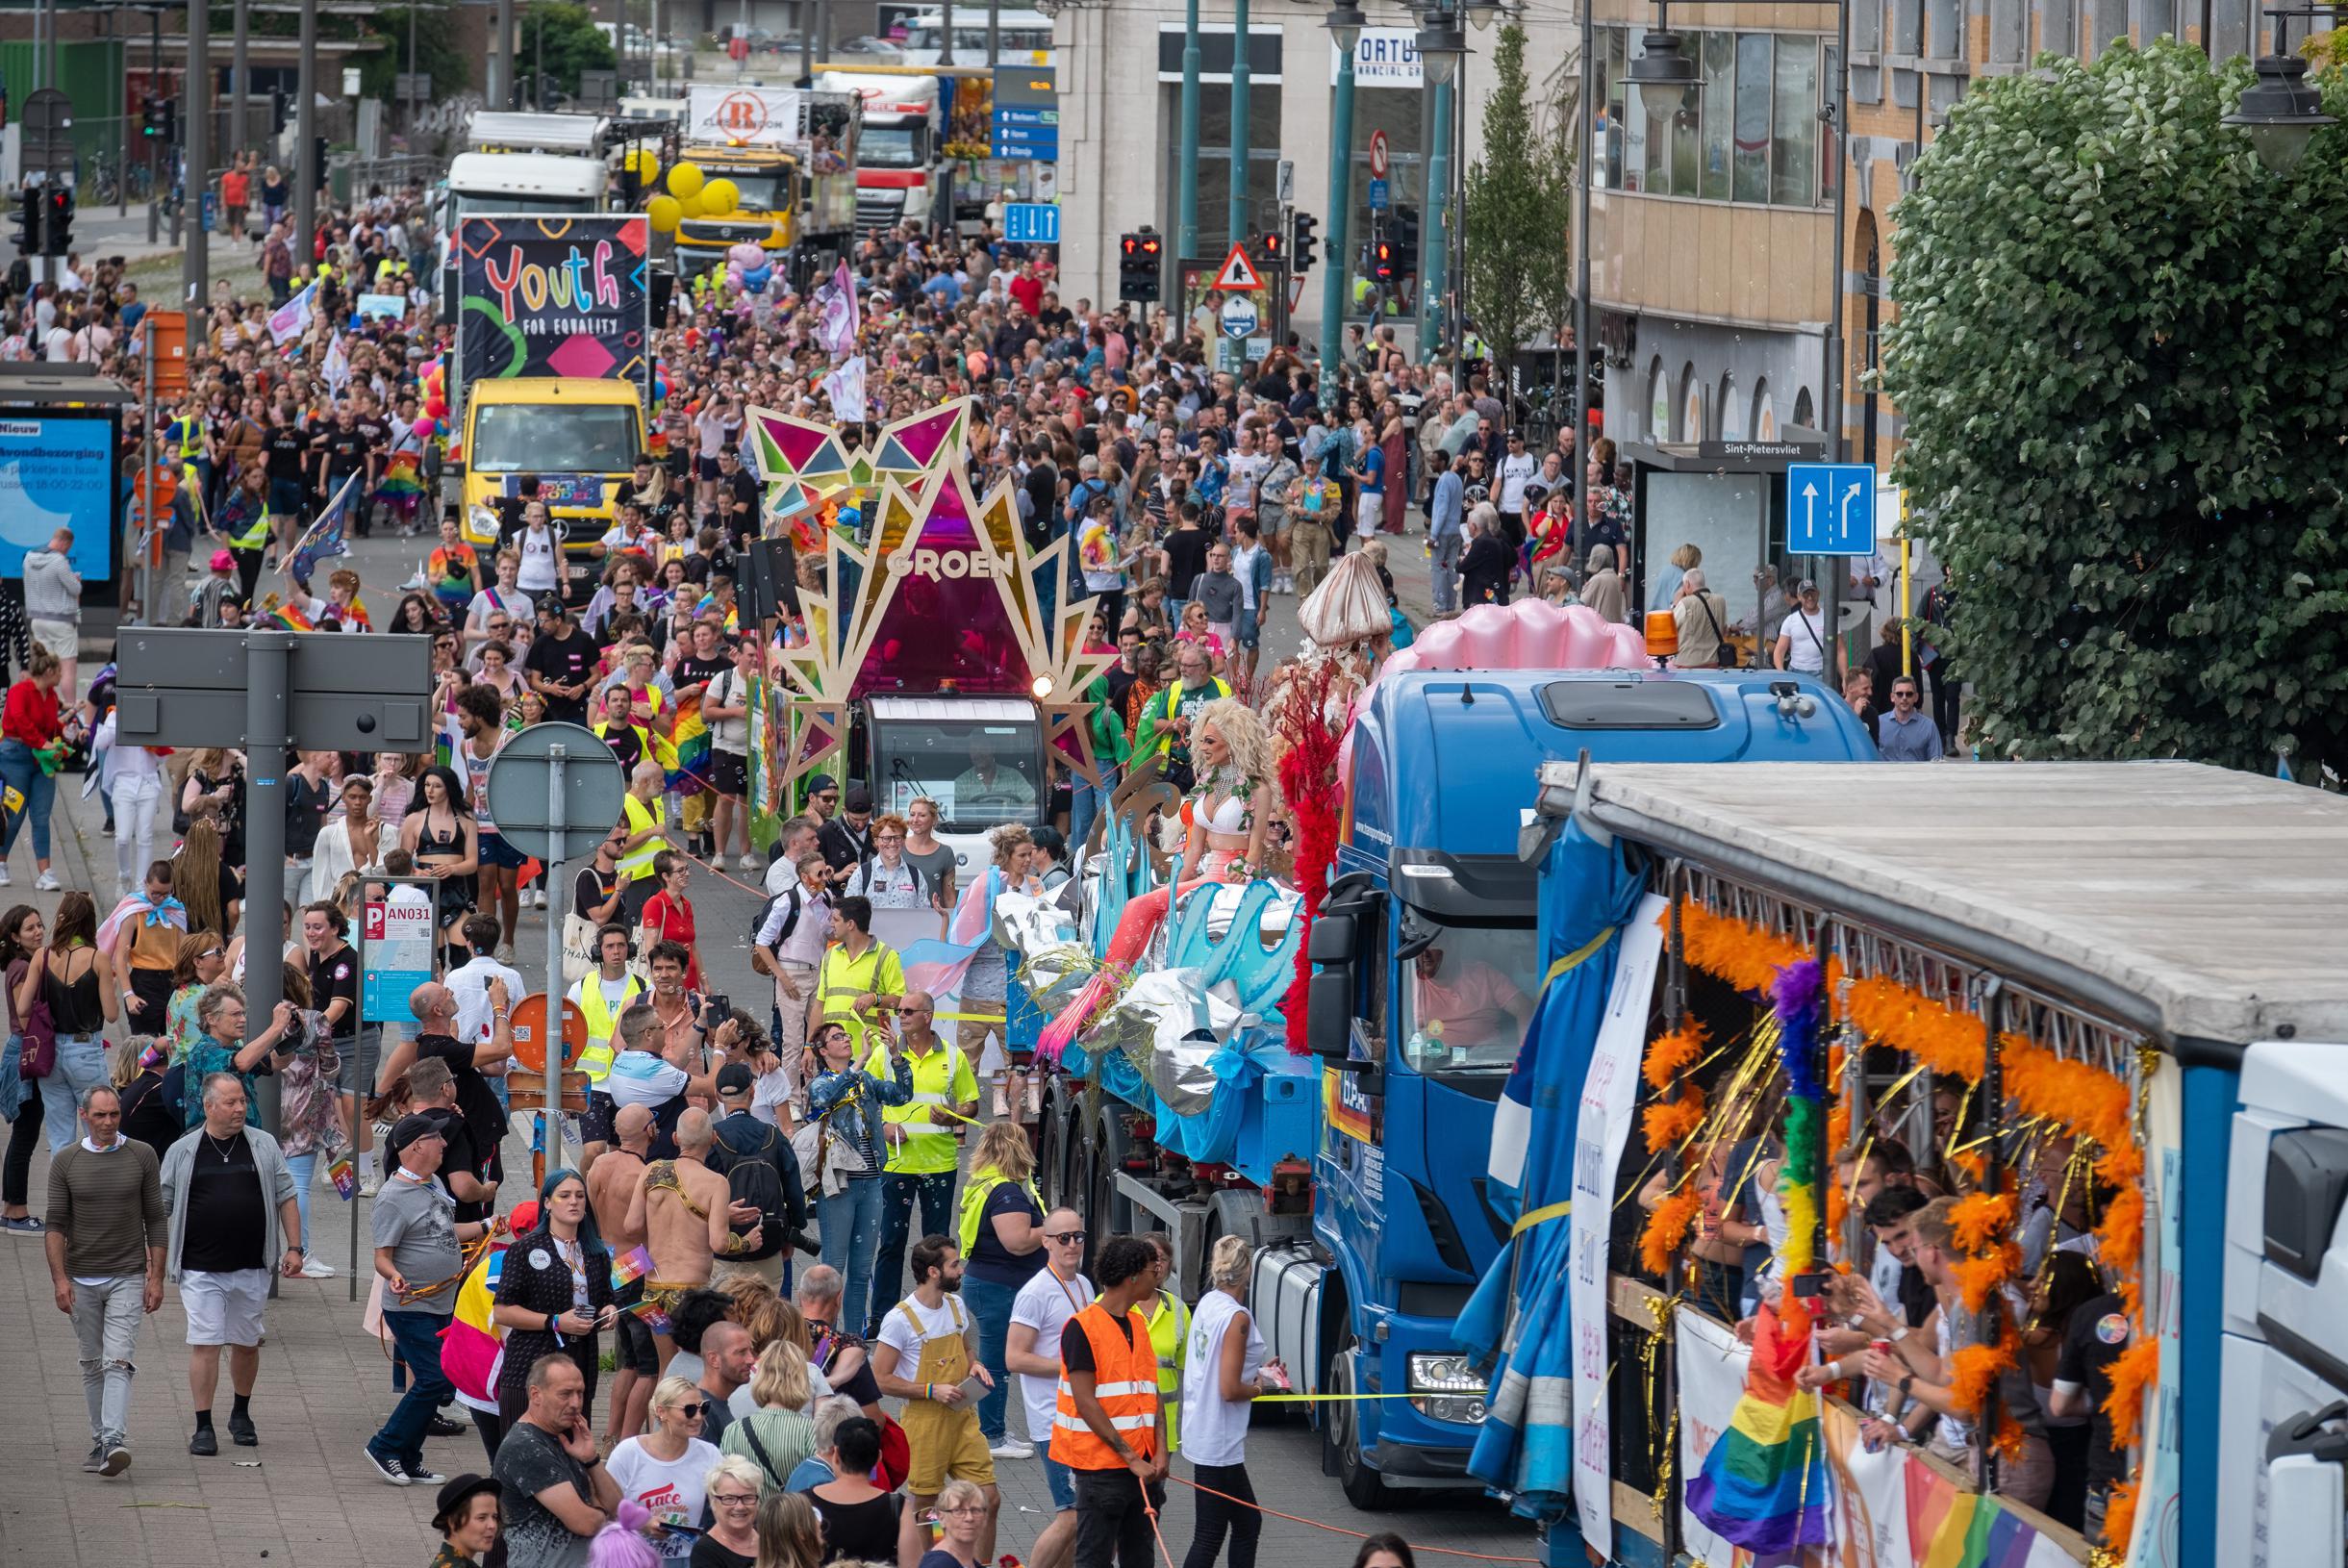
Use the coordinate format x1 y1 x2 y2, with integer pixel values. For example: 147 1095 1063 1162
956 1168 1039 1256
1151 677 1231 757
569 970 644 1078
1146 1287 1189 1452
618 793 663 883
862 1030 972 1177
227 491 272 550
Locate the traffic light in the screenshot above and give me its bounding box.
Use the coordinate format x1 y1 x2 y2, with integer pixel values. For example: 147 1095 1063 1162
1390 204 1422 267
43 188 72 257
1256 229 1284 264
1373 238 1396 283
1118 229 1163 304
140 96 166 139
10 189 38 256
1291 212 1318 272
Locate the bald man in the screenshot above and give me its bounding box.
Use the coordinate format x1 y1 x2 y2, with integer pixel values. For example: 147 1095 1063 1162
626 1106 762 1371
591 1102 659 1446
374 979 514 1201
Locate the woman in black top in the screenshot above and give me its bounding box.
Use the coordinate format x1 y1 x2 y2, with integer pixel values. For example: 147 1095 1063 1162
491 1168 615 1429
401 766 478 929
809 1418 910 1564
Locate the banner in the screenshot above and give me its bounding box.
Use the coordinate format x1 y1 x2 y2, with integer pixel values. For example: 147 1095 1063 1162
362 888 440 1022
268 282 316 345
456 215 653 397
1569 891 1665 1553
822 355 868 422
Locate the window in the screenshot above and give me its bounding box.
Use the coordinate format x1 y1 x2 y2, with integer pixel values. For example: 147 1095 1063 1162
1754 380 1778 440
1926 0 1960 58
1397 912 1540 1075
1792 387 1814 428
1891 0 1922 56
1701 32 1734 199
1733 35 1773 202
1603 27 1628 190
1649 357 1670 439
1625 32 1652 190
1679 362 1704 441
1719 372 1745 440
1989 0 2025 62
1771 38 1818 205
1853 0 1882 55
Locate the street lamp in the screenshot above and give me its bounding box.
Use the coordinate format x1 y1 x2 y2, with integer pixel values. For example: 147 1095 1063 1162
1415 14 1467 86
1326 0 1365 51
1321 0 1369 408
1625 26 1703 97
2224 50 2334 173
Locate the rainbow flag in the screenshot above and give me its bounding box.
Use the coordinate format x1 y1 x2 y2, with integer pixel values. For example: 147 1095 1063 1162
377 448 426 497
268 601 316 632
624 1296 672 1335
1906 1475 2050 1568
1686 957 1831 1553
328 1156 357 1201
611 1245 655 1289
662 693 712 789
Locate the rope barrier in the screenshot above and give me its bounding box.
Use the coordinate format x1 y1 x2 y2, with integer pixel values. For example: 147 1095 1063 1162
1163 1474 1546 1564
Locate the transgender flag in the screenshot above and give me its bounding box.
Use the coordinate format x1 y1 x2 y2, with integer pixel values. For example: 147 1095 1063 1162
897 866 1002 1012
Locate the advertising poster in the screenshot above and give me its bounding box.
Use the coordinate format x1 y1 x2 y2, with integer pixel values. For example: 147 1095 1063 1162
0 415 116 586
456 215 653 397
362 889 440 1022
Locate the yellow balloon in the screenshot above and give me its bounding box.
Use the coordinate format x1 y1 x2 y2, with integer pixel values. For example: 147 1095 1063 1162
699 178 740 217
647 193 682 232
677 190 708 219
629 148 661 183
667 162 705 199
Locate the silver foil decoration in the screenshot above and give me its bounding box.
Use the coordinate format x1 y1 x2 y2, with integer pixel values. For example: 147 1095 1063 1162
1083 969 1246 1117
994 891 1095 1014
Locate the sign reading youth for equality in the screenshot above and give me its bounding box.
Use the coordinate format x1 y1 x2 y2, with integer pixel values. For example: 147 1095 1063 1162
0 415 115 585
457 215 653 395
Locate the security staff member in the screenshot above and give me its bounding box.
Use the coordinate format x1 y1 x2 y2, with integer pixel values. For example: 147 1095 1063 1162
1052 1235 1169 1568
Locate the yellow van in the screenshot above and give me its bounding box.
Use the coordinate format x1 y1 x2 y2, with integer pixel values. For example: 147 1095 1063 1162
456 378 646 602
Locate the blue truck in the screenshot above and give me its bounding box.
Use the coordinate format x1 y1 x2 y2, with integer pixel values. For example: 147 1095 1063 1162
1035 665 1874 1506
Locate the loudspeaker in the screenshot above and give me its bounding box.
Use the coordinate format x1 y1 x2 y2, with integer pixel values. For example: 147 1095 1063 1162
739 537 800 623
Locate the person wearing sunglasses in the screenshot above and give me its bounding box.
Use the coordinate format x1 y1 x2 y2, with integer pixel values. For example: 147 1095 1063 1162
1001 1207 1096 1568
607 1374 722 1563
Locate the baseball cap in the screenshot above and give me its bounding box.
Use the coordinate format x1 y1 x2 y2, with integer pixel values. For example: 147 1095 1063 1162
715 1062 755 1099
844 786 872 813
385 1113 445 1161
536 593 568 618
806 772 838 795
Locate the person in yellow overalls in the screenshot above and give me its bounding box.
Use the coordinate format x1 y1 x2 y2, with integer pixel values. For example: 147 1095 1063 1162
1142 1232 1190 1453
870 1234 1000 1563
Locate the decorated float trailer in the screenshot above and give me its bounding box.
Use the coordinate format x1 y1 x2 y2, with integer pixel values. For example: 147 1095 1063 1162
1469 760 2348 1568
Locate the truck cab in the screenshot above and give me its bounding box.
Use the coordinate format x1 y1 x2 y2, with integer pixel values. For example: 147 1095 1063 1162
674 143 800 268
857 693 1048 883
1261 669 1875 1508
817 68 942 235
455 379 646 603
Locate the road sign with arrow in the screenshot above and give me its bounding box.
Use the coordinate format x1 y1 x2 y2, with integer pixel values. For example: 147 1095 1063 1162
1785 462 1878 555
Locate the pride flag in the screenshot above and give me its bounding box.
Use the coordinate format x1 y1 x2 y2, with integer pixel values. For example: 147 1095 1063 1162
1684 1296 1829 1552
898 866 1003 1008
662 693 712 790
268 601 316 632
611 1245 655 1289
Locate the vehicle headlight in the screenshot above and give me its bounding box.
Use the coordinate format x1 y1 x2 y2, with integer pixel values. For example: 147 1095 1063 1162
1407 1353 1487 1425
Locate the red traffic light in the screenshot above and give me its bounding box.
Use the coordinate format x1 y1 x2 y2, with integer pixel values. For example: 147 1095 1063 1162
1141 236 1160 255
1259 231 1284 257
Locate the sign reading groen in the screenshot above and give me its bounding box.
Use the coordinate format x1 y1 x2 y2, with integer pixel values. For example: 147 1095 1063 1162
456 215 653 396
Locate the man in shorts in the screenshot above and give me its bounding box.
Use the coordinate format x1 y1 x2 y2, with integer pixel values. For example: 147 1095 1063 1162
588 1102 662 1446
871 1235 999 1561
160 1073 303 1456
702 637 759 871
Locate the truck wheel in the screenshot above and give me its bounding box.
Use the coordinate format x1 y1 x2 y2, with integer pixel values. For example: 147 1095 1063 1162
1038 1095 1066 1209
1324 1331 1394 1510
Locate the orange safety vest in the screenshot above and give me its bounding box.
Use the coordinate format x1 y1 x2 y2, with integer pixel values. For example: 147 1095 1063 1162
1049 1301 1161 1470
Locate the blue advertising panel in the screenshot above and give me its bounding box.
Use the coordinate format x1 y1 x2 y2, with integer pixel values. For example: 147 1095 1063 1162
0 414 117 584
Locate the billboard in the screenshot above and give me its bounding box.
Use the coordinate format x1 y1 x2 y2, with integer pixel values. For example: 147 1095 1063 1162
0 413 117 587
684 86 857 152
456 215 653 396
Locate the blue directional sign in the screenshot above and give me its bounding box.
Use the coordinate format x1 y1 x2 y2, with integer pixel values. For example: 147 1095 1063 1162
1368 177 1389 212
1003 203 1060 244
991 108 1060 161
1786 462 1877 555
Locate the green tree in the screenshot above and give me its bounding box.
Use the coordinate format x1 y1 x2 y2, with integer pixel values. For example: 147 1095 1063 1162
517 2 618 103
1881 38 2348 779
357 7 474 104
1526 60 1579 412
1461 22 1560 377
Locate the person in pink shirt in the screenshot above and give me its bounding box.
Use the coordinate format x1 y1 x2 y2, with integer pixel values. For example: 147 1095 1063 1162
1411 946 1532 1055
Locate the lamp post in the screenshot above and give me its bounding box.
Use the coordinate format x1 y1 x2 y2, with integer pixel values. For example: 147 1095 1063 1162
1414 9 1464 365
1177 0 1201 262
1229 0 1250 250
2223 44 2334 172
1319 1 1366 408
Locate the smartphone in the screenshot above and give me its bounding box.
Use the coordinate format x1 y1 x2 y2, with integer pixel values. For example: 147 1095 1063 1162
706 994 730 1018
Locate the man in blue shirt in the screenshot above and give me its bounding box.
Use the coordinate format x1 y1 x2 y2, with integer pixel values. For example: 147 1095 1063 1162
1876 677 1945 762
1428 452 1466 616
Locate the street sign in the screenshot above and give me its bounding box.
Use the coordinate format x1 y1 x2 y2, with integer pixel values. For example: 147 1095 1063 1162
1276 159 1295 205
484 721 628 1174
393 72 432 102
360 876 440 1023
1003 202 1060 244
1786 462 1879 555
1368 178 1389 212
1369 128 1390 180
991 108 1059 161
1211 242 1264 291
1287 274 1306 314
485 721 628 863
1220 294 1261 340
114 627 435 751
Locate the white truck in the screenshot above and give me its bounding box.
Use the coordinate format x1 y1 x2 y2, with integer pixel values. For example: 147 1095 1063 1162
437 111 615 265
817 67 942 235
1504 758 2348 1568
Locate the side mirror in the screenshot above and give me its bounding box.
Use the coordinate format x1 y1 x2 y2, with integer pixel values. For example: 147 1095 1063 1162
1307 970 1352 1060
1307 911 1357 966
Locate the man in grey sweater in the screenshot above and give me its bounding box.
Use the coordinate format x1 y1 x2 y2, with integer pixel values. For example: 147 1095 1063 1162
45 1083 167 1477
20 526 82 695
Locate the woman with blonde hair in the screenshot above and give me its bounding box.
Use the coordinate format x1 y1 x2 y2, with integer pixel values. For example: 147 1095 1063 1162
695 1455 767 1567
1650 541 1703 612
752 1490 825 1568
918 1479 990 1568
1090 698 1274 974
957 1118 1044 1452
721 1341 821 1491
608 1375 723 1558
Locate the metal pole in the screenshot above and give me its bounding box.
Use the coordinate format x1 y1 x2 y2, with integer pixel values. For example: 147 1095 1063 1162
405 2 417 139
232 0 251 163
1176 0 1199 262
1823 0 1851 459
147 10 161 245
1227 0 1249 247
118 119 130 218
799 1 813 86
37 0 51 91
1419 67 1450 360
140 323 157 625
245 631 292 1136
939 0 953 65
543 746 570 1171
497 0 517 106
987 0 999 65
187 0 211 309
1318 37 1355 409
536 5 545 110
295 0 316 269
1570 0 1592 556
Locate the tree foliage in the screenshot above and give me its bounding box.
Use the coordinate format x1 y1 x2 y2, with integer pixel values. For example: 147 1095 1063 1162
357 8 475 103
518 3 619 102
1463 23 1565 367
1525 58 1578 356
1881 38 2348 778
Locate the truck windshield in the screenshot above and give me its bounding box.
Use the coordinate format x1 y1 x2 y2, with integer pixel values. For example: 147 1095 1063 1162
470 403 642 474
1398 910 1539 1075
450 192 599 216
871 718 1043 831
859 124 924 167
712 170 791 210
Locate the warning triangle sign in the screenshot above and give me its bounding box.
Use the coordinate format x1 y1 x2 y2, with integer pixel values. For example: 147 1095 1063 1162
1287 274 1306 314
1211 242 1264 291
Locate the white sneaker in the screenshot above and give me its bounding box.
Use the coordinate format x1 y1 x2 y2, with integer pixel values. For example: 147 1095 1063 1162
989 1438 1034 1459
299 1253 335 1278
358 1175 383 1198
739 853 763 873
34 872 60 892
0 865 14 887
533 889 547 908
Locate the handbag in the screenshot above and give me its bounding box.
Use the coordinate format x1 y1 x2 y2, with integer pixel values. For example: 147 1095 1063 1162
1695 594 1743 669
790 1102 868 1198
561 908 599 986
18 984 56 1080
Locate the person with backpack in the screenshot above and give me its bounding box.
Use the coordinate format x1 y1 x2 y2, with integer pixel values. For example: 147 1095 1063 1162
708 1058 808 1292
844 815 928 910
751 850 834 1082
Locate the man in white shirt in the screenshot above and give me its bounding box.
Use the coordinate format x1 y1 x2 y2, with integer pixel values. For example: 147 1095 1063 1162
445 913 527 1048
1003 1210 1094 1568
1496 432 1539 554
